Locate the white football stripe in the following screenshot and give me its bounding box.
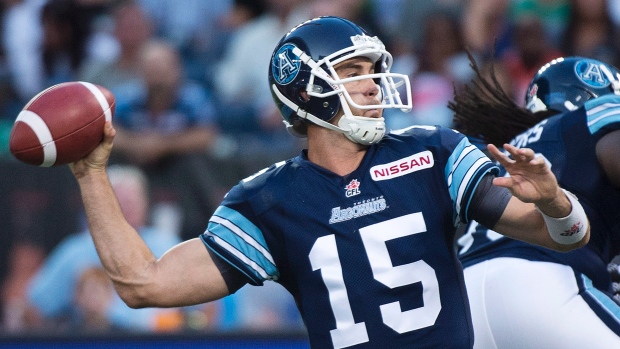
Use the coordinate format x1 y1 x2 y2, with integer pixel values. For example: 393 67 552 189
79 81 112 121
15 110 57 167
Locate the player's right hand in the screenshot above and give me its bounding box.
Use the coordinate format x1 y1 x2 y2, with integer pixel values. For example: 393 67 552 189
70 121 115 179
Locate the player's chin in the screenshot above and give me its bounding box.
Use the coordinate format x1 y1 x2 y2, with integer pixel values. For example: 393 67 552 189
363 109 382 119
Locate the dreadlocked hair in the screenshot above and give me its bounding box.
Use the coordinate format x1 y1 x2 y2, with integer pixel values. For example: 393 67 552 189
448 50 553 147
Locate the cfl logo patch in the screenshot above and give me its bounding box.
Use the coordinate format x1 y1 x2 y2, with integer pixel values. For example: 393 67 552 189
272 43 301 85
345 179 361 197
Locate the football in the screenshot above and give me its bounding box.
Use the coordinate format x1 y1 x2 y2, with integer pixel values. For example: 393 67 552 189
9 81 115 167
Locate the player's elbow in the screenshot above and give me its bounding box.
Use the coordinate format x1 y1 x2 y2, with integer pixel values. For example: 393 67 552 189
110 276 161 309
124 298 150 309
114 285 155 309
117 282 166 309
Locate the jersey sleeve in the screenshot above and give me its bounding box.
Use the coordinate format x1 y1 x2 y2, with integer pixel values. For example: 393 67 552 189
584 94 620 138
442 130 500 225
200 185 280 286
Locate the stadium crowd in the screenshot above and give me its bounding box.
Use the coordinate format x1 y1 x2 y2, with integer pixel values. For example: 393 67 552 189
0 0 619 337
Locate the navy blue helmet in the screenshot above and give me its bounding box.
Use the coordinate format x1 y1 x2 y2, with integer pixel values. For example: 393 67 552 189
525 56 620 114
268 16 411 145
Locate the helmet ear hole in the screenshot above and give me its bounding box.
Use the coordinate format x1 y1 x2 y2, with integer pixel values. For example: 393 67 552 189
298 90 310 103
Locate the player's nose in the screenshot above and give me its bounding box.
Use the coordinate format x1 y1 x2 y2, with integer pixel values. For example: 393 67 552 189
360 78 380 98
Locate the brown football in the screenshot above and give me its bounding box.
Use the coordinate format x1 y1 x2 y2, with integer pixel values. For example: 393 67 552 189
9 81 115 167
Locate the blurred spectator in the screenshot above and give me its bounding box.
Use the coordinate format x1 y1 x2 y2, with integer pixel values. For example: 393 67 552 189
1 164 81 332
220 0 266 30
39 0 108 88
27 165 184 332
461 0 567 104
212 0 309 158
0 9 22 155
508 0 570 44
390 0 464 53
309 0 382 34
3 0 129 103
396 11 468 129
500 15 563 103
110 39 224 240
72 267 116 332
1 244 46 332
463 0 564 56
78 0 154 90
366 0 408 41
609 0 620 29
560 0 619 66
2 0 47 102
136 0 232 86
219 282 304 332
112 39 219 166
462 0 511 56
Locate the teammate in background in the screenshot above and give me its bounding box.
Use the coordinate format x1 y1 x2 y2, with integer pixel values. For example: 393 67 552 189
69 17 589 348
451 55 620 348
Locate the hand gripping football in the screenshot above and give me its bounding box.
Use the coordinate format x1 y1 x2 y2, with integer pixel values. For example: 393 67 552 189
9 81 115 167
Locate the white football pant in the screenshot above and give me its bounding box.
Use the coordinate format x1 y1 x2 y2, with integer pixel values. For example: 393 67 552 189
464 257 620 348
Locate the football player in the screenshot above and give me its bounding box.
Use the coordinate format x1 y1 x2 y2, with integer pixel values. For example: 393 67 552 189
70 17 589 348
452 55 620 348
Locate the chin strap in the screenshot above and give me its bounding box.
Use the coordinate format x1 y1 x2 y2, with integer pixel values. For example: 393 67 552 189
272 84 386 145
337 114 385 145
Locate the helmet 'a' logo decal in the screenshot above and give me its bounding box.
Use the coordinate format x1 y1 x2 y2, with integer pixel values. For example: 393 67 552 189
272 43 301 85
575 60 610 88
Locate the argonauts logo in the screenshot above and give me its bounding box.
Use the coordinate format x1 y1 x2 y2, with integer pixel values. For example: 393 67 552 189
272 43 301 85
575 59 610 88
329 196 387 224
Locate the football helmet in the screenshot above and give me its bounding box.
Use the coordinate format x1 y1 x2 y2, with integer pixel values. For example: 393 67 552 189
269 16 411 145
525 56 620 114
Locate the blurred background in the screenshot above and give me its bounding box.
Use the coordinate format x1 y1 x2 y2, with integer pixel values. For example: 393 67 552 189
1 0 619 347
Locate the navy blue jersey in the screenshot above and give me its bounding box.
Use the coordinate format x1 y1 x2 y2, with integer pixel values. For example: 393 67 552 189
201 126 498 349
459 94 620 291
